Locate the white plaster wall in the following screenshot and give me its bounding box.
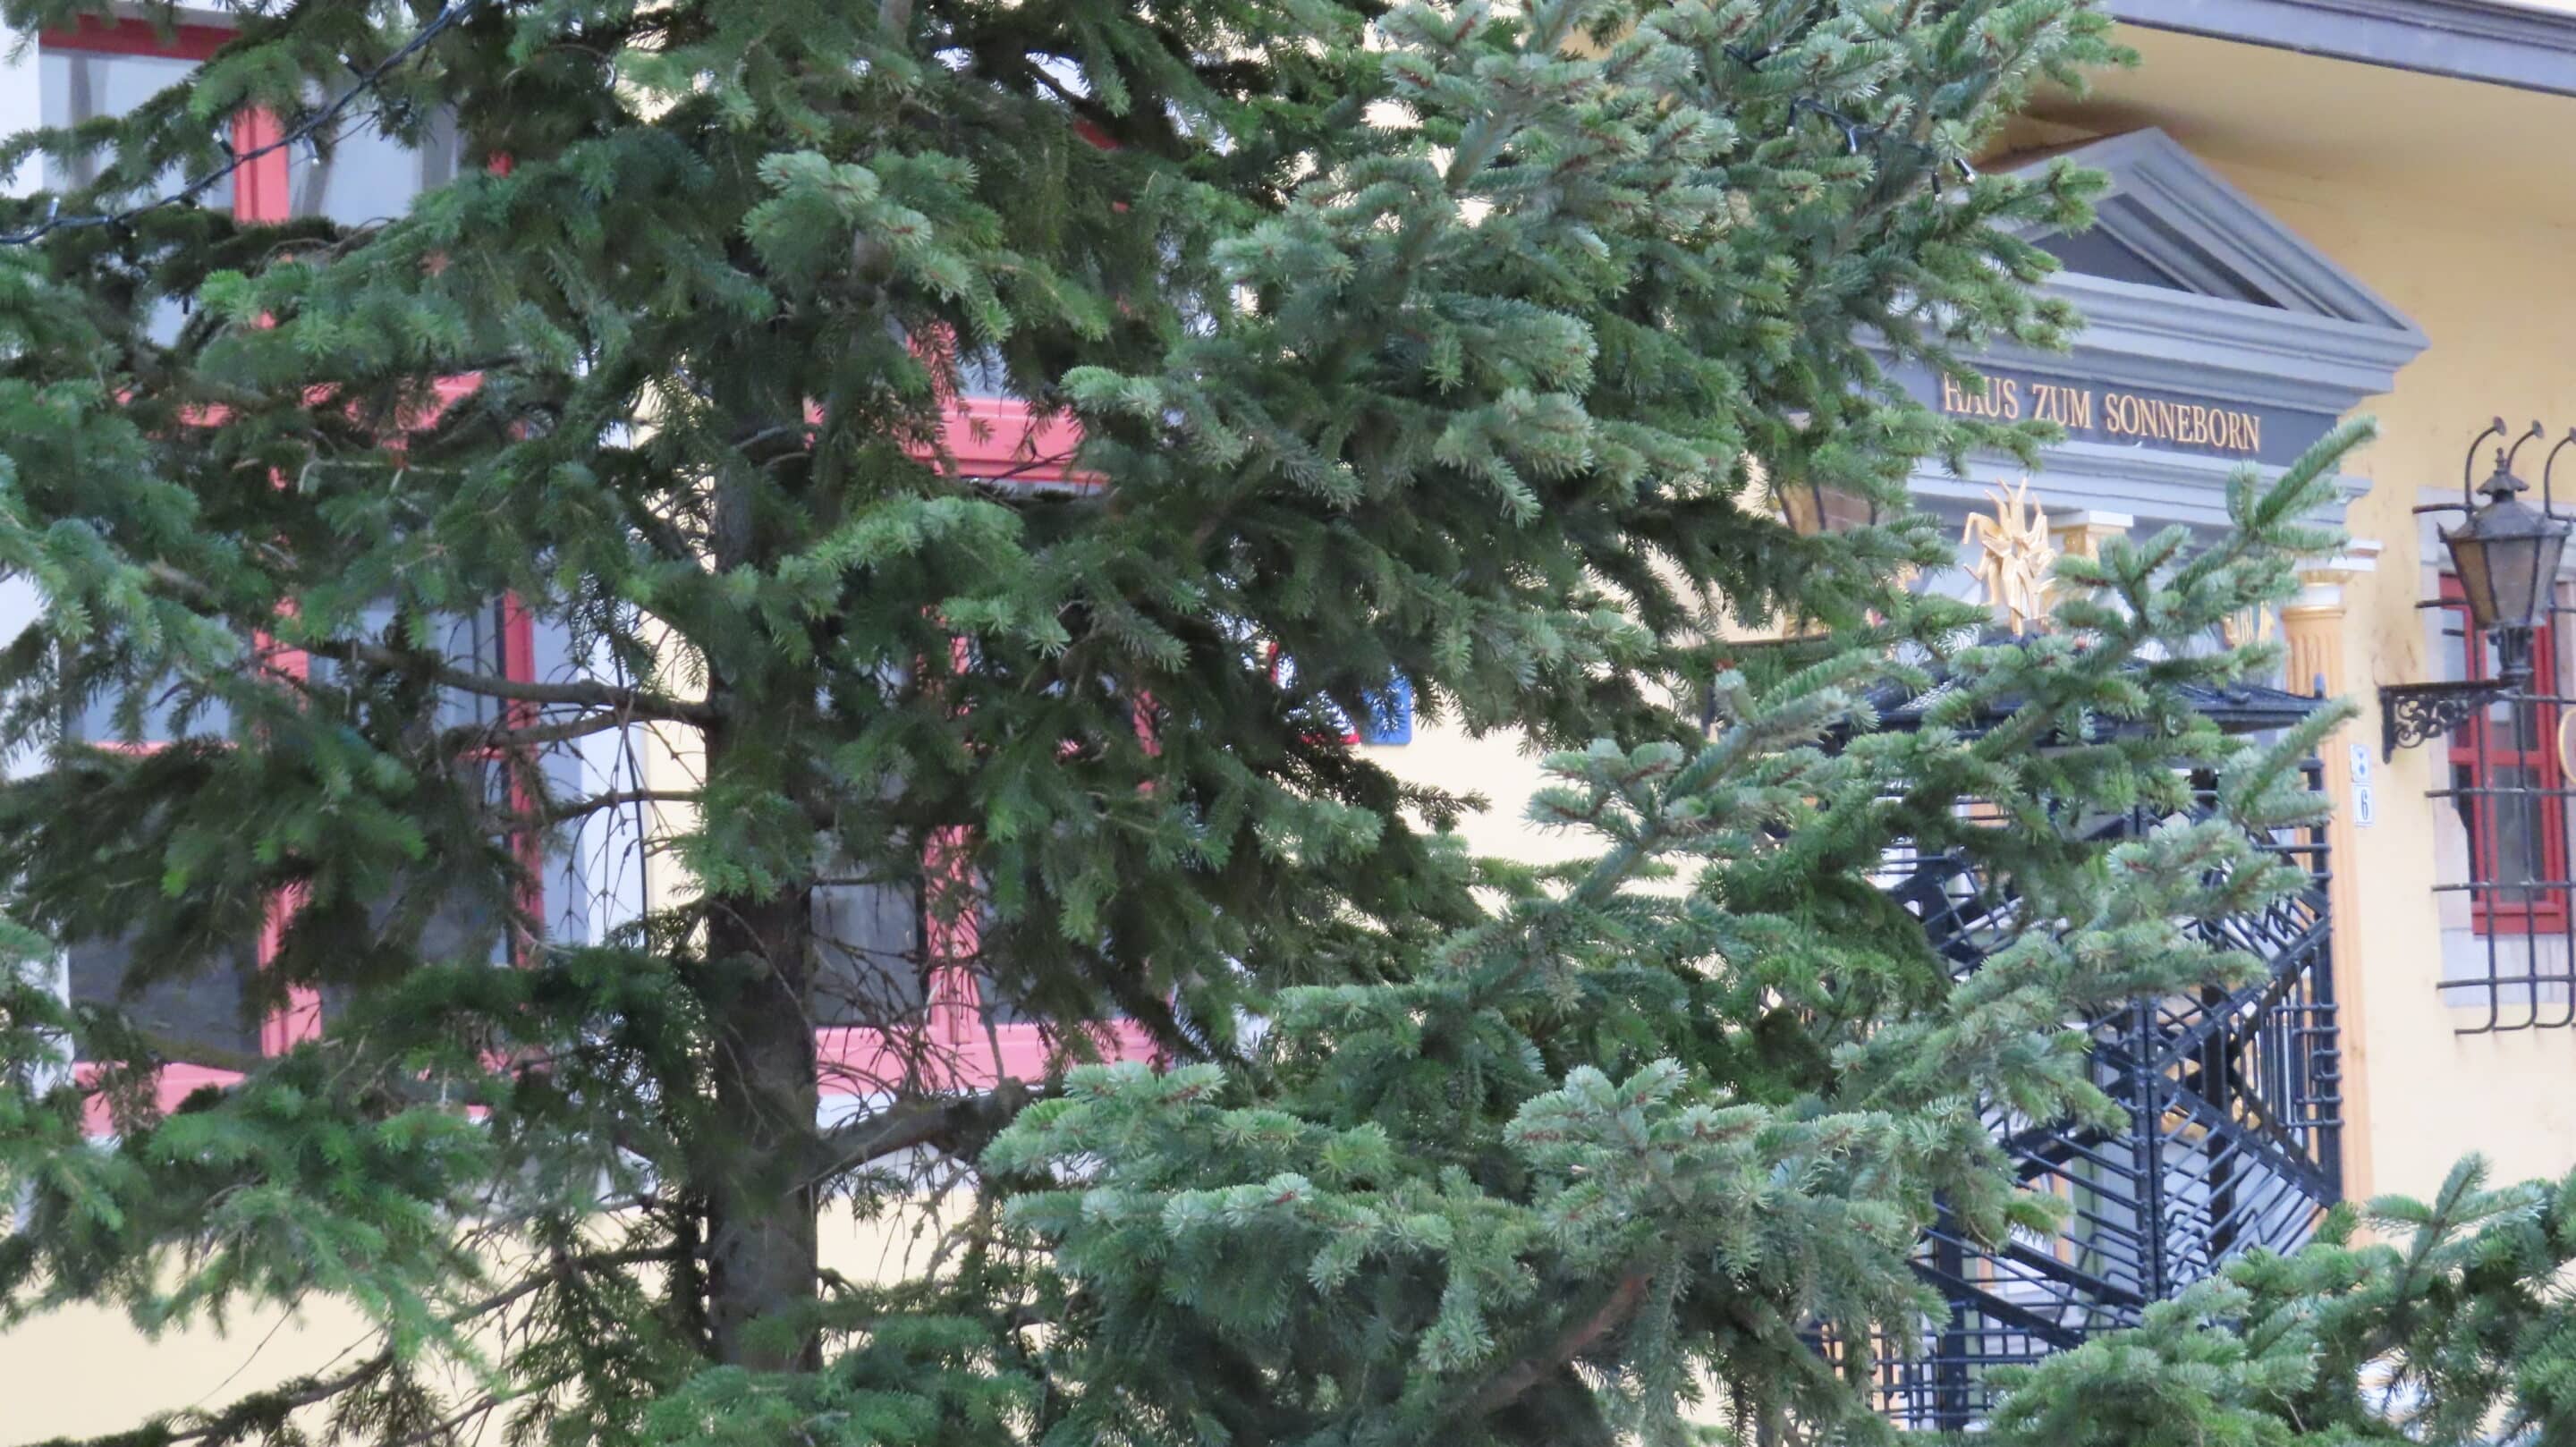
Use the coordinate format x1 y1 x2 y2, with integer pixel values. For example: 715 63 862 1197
0 21 37 195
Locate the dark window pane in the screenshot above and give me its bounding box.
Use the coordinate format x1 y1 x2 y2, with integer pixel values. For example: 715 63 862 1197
301 601 396 693
2483 765 2548 903
303 603 513 730
413 876 512 966
2510 696 2541 750
811 880 925 1028
2482 635 2530 730
953 345 1011 399
977 913 1124 1028
434 605 512 731
313 868 511 1028
68 930 261 1065
975 910 1030 1024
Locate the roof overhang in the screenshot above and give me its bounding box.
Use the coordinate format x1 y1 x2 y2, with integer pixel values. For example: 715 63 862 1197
2107 0 2576 97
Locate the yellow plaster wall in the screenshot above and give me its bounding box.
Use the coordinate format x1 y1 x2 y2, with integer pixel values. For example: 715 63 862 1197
2190 156 2576 1200
2010 21 2576 1199
1360 719 1582 867
1388 50 2576 1200
0 1204 960 1442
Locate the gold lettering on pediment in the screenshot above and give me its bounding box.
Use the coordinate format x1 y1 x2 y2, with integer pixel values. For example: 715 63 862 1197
1937 368 2262 457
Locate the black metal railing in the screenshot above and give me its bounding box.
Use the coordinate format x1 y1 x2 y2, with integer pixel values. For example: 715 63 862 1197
1862 770 2340 1428
2426 594 2576 1033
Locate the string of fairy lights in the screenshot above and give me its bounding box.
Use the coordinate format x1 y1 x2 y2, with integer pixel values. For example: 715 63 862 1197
0 0 484 247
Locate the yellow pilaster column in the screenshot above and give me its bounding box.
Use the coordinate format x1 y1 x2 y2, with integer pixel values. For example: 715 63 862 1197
2043 510 2132 620
2278 541 2379 1197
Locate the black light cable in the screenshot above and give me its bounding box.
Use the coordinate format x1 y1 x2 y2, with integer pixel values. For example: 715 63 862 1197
0 0 484 247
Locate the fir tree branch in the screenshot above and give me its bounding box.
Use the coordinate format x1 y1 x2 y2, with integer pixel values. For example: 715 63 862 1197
131 563 713 724
137 1246 674 1447
805 1081 1036 1189
436 710 657 753
1462 1270 1653 1417
122 1028 269 1077
535 787 702 825
302 638 716 723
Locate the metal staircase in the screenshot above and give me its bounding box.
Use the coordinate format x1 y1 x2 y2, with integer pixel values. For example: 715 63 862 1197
1865 778 2343 1428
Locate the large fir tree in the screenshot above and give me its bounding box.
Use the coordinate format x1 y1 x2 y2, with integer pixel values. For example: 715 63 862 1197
0 0 2373 1440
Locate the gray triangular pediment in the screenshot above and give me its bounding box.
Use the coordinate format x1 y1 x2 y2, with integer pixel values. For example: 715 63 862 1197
1888 129 2428 535
2011 128 2422 338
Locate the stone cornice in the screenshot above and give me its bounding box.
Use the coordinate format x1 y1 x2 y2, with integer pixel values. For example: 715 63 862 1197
1910 441 2368 533
2109 0 2576 97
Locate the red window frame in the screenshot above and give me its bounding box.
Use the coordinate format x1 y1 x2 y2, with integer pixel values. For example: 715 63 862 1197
816 133 1151 1099
913 326 1090 492
2442 574 2570 936
46 21 558 1122
46 24 1143 1107
51 17 281 1121
815 643 1156 1100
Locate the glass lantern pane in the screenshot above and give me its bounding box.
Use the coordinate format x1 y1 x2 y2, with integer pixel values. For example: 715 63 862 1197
2454 538 2497 632
2487 535 2548 630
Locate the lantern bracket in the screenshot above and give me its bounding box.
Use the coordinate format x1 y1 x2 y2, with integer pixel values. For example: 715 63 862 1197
2383 676 2516 760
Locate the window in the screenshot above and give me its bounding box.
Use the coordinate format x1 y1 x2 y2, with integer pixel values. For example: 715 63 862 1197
1264 643 1415 746
38 20 248 343
290 92 462 227
917 334 1090 492
810 874 930 1030
1361 676 1414 746
38 44 234 207
39 17 462 232
65 597 572 1075
38 12 545 1078
2440 575 2570 935
35 23 610 1115
66 926 267 1066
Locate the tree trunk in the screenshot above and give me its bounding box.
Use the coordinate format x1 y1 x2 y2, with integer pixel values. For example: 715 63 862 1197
697 419 823 1372
698 764 823 1371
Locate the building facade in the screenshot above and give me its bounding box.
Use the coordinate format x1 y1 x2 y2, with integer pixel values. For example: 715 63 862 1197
1381 0 2576 1417
1388 0 2576 1199
11 0 2576 1434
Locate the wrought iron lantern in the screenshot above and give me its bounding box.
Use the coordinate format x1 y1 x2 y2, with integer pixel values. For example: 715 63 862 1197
2383 419 2576 758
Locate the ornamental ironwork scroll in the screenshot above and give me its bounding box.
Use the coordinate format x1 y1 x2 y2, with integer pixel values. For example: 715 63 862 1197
2388 680 2520 760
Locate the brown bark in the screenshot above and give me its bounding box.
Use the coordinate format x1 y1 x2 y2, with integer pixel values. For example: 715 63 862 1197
699 817 823 1372
1465 1270 1653 1417
696 427 825 1372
